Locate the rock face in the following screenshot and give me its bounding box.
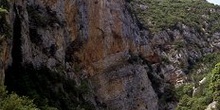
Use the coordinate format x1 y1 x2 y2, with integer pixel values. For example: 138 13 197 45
91 65 158 110
205 101 218 110
0 0 220 110
3 0 158 109
0 0 12 85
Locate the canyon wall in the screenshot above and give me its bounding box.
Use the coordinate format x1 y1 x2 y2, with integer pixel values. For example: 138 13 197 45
0 0 219 109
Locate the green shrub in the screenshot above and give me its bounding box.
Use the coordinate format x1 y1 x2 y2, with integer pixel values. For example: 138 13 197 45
176 61 220 109
0 85 38 110
174 41 185 49
161 56 170 64
0 7 7 13
130 0 220 34
175 83 194 99
188 53 220 83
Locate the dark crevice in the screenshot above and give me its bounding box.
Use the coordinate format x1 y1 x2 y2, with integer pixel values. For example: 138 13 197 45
29 28 42 45
65 38 83 63
11 10 22 67
147 71 177 110
5 5 23 93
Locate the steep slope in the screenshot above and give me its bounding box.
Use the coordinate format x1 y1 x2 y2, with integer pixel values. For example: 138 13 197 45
175 54 220 110
2 0 158 109
0 0 219 110
130 0 220 83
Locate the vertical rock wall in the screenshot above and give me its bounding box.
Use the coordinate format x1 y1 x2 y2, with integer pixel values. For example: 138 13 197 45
3 0 158 109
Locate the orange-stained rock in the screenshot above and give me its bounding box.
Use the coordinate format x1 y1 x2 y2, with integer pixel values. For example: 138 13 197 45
4 0 158 109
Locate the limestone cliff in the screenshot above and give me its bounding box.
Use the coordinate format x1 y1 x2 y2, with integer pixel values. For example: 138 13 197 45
0 0 219 110
1 0 158 109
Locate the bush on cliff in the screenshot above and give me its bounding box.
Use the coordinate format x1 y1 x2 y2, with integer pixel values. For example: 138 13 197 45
0 7 7 14
0 85 38 110
176 62 220 110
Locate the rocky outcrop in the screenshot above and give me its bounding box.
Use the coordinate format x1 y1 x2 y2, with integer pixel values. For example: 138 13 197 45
205 101 218 110
91 65 158 110
148 23 220 84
